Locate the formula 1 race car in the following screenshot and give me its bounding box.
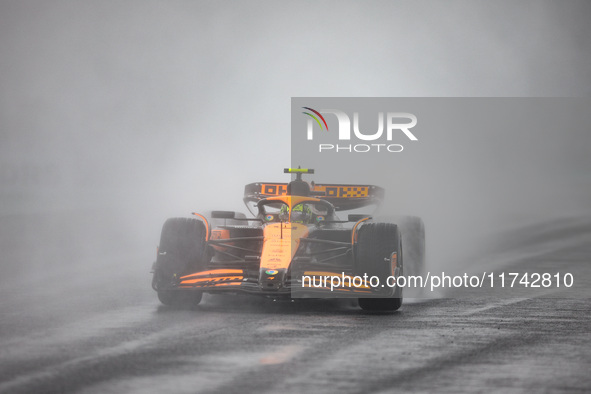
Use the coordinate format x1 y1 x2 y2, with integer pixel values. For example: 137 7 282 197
151 168 425 311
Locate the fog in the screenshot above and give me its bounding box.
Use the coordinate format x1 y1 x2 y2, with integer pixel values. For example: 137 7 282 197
293 98 591 284
1 1 590 286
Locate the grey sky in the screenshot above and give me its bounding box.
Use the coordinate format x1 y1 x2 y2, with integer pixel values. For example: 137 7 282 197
1 0 589 244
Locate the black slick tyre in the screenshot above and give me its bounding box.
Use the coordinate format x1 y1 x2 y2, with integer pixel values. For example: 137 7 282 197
355 223 403 312
153 217 207 307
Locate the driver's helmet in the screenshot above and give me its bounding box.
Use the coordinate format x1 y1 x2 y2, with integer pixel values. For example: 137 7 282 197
279 204 290 222
278 203 313 224
290 203 313 224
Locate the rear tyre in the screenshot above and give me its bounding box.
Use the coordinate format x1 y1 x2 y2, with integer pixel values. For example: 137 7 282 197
399 216 425 278
153 217 207 307
355 223 403 312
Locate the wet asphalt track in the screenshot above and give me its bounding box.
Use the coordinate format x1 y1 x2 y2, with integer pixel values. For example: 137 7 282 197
0 218 590 393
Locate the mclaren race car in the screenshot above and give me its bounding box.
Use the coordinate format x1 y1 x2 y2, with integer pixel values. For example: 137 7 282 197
151 168 424 311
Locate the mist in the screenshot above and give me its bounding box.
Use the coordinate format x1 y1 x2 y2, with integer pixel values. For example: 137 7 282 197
2 3 591 391
1 1 590 287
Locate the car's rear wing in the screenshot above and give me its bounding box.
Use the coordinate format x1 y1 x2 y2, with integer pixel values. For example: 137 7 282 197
243 182 384 211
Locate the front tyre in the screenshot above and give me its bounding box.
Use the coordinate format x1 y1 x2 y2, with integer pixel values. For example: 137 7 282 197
153 217 207 307
157 290 203 308
355 223 403 312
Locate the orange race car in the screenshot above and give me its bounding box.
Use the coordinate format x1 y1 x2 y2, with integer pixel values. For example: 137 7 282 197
151 168 425 311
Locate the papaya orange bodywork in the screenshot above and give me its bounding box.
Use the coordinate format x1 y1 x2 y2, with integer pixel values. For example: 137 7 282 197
260 223 308 270
180 269 243 279
180 276 243 285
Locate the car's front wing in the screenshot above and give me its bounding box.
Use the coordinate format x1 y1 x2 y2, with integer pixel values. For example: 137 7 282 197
176 268 377 297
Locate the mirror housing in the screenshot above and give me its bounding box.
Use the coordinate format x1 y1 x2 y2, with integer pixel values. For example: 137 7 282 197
211 211 236 219
348 214 372 222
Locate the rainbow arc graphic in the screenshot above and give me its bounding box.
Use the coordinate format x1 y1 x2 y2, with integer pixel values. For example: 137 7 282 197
302 107 329 131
